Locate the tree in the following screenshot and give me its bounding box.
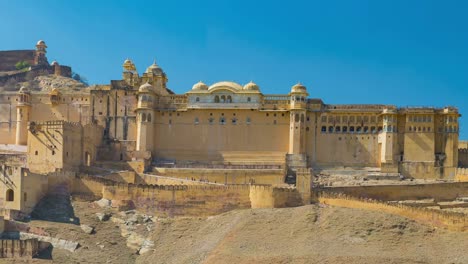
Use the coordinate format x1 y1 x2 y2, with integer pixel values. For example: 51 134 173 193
15 61 30 70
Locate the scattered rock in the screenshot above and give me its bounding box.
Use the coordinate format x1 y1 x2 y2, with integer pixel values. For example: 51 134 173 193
111 216 126 224
138 240 155 255
80 224 95 234
126 233 146 250
96 212 111 222
95 198 111 208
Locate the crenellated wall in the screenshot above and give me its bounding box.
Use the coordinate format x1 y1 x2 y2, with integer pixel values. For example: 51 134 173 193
455 168 468 182
318 192 467 231
0 239 39 258
71 174 303 216
318 182 468 202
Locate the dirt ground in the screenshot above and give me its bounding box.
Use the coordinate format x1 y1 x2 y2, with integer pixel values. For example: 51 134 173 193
1 201 467 264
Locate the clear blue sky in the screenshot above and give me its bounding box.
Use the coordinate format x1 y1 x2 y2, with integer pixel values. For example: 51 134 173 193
1 0 467 138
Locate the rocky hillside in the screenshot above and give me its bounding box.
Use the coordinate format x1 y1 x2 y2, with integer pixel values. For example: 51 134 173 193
0 74 89 93
4 200 466 264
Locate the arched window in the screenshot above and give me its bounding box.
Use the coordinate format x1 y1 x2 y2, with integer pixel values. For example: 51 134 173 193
409 126 412 132
221 95 226 103
6 189 14 202
24 192 27 202
142 95 148 101
247 97 251 102
388 125 392 132
342 126 348 133
364 126 369 133
335 126 341 133
371 126 376 133
194 117 199 124
227 95 232 103
209 118 214 124
321 126 326 133
300 114 305 123
142 113 147 122
35 151 38 155
147 113 152 122
328 126 334 133
196 97 200 102
214 95 220 103
350 126 355 133
246 117 251 125
232 118 237 125
295 114 299 123
356 127 362 133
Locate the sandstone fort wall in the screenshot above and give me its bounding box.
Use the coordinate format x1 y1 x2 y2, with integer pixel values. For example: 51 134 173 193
318 192 467 231
0 239 39 259
318 182 468 202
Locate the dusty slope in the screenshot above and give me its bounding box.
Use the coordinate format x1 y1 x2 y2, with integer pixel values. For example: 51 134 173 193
0 202 466 263
137 204 468 264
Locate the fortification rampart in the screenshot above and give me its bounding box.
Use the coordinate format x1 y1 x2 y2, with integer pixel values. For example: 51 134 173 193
455 168 468 182
459 148 468 167
71 174 303 216
317 182 468 202
249 185 303 208
318 192 467 231
0 239 39 258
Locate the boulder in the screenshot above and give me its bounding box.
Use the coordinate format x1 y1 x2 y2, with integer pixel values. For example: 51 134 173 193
80 224 94 234
126 232 145 250
96 212 111 222
95 198 111 208
138 240 155 255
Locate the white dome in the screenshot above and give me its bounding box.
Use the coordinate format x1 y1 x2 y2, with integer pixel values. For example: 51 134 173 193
208 81 243 91
18 86 30 93
139 82 153 93
243 81 259 91
291 83 307 93
36 40 46 45
192 81 209 90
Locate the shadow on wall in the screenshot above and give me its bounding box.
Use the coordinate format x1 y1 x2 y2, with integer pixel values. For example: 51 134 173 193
29 189 80 225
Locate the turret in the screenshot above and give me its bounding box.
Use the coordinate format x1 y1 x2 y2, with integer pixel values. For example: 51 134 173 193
288 83 308 156
122 59 139 86
15 87 31 145
135 82 155 153
379 108 398 173
34 40 48 66
142 60 167 90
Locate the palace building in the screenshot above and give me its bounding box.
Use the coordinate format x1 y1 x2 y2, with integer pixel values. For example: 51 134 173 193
0 42 461 181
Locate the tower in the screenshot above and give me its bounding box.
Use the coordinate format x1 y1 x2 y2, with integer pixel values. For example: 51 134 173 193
379 108 398 173
135 82 155 154
287 83 311 204
15 87 31 145
143 60 167 92
122 59 139 86
288 83 308 162
34 40 48 66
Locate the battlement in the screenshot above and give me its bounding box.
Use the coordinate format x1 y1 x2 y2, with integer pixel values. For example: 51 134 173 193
318 192 467 231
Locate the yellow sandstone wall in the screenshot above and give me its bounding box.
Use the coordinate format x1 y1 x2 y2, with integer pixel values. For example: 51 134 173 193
102 184 252 217
152 168 285 185
318 193 467 231
249 185 303 208
455 168 468 182
153 110 289 163
319 182 468 202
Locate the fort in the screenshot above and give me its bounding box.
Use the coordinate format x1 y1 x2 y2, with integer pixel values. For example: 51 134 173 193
0 41 467 259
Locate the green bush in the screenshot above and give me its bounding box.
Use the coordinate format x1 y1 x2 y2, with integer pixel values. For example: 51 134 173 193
15 61 31 70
